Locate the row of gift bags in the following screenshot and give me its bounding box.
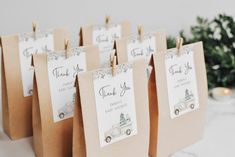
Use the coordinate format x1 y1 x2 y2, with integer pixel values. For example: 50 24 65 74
0 18 208 157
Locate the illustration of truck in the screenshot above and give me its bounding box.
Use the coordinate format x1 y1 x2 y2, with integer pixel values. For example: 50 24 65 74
174 89 195 116
58 101 74 119
104 113 132 143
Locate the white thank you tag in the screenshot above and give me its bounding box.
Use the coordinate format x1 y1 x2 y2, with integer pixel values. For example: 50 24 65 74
19 31 54 97
92 24 121 51
93 64 138 147
127 34 156 61
165 47 199 119
47 48 87 122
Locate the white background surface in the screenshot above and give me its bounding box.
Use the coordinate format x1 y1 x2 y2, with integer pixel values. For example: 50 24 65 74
1 0 235 156
1 97 235 157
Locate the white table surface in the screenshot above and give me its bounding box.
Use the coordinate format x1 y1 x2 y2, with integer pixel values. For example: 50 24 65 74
0 96 235 157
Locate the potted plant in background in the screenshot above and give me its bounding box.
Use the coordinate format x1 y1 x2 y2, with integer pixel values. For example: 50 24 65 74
168 14 235 100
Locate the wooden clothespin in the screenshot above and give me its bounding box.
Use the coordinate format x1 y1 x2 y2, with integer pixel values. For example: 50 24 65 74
32 22 37 40
64 39 69 58
109 50 117 66
105 15 110 29
111 55 117 76
110 52 117 76
176 37 184 55
110 52 113 66
137 25 144 42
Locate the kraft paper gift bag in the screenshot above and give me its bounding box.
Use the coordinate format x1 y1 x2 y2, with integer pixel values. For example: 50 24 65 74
115 28 167 157
0 27 69 140
73 58 150 157
32 45 100 157
115 28 167 63
79 19 131 66
150 41 208 157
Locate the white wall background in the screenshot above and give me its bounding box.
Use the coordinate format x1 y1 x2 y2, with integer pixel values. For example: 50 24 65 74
0 0 235 127
1 0 235 37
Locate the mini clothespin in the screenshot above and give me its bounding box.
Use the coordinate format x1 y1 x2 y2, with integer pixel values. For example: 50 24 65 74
137 25 144 42
110 52 117 76
176 37 184 55
64 39 69 58
110 52 114 66
111 55 117 76
105 15 110 29
109 50 116 65
32 22 37 40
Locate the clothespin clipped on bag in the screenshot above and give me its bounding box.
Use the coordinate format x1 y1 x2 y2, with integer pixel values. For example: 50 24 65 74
137 25 144 42
64 39 69 59
109 50 116 66
176 37 184 55
112 56 117 76
32 22 37 40
110 52 117 76
105 15 110 29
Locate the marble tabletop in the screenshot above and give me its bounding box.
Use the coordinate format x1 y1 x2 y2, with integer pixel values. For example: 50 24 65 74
0 96 235 157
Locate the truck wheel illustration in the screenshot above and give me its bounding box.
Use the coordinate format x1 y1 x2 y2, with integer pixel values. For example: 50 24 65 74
28 89 33 95
190 104 195 109
126 129 131 135
105 136 112 143
175 109 180 115
59 113 65 119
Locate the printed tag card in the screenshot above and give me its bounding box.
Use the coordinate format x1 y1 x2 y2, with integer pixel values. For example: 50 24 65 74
127 33 156 61
1 27 69 140
116 31 167 64
80 21 131 66
19 31 54 97
47 48 86 122
150 42 208 157
92 24 122 67
32 45 100 157
73 59 150 157
93 64 137 147
165 48 199 118
92 24 121 51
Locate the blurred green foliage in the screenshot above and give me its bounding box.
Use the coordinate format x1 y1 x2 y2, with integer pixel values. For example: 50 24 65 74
167 14 235 89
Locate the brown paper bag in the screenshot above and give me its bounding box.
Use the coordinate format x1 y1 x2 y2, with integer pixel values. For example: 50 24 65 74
115 30 167 63
73 58 150 157
150 42 208 157
32 45 100 157
115 30 167 157
1 28 69 140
